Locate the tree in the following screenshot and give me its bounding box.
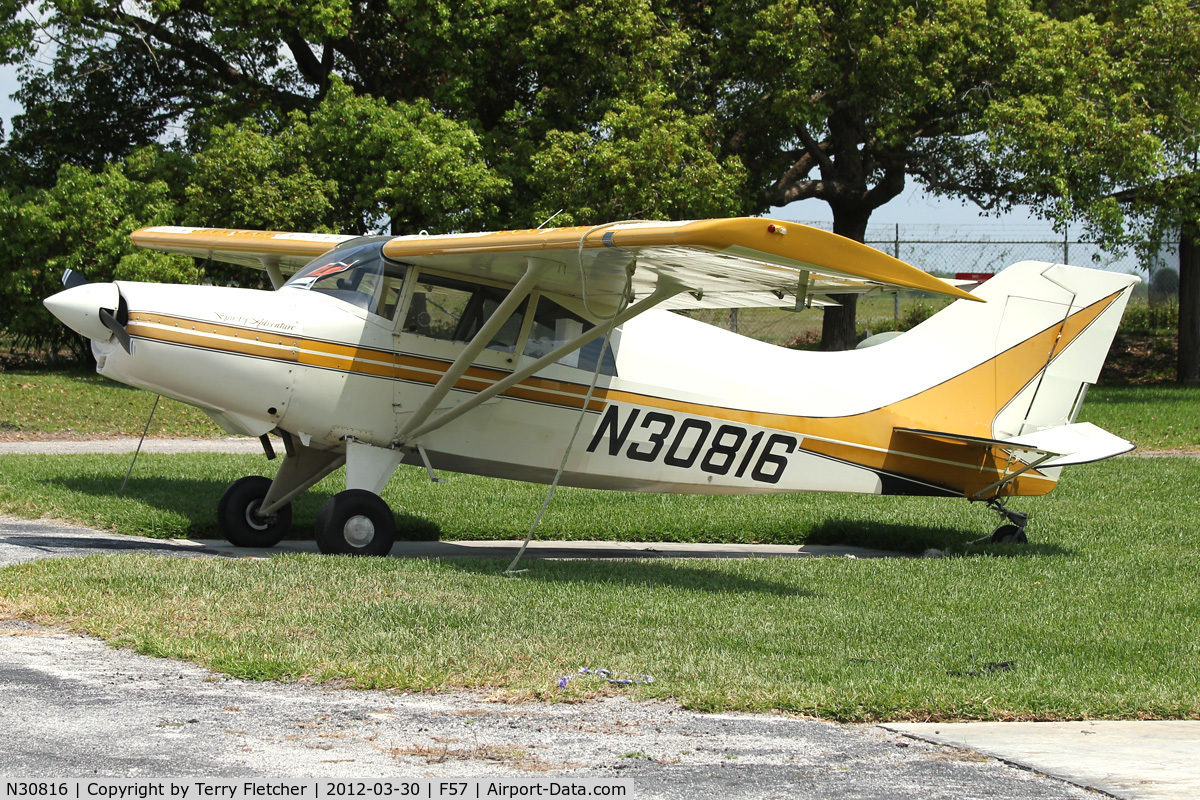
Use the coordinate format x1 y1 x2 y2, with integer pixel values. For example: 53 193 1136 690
528 94 749 226
183 80 510 236
1066 0 1200 384
709 0 1161 348
0 161 194 355
0 0 689 208
1 0 1181 355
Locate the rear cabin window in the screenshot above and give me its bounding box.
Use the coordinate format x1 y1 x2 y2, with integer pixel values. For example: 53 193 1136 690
524 296 617 376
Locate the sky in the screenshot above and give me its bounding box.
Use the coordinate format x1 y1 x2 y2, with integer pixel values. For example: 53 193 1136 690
775 185 1060 237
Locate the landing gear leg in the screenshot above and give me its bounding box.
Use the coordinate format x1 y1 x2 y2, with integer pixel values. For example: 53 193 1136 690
217 434 345 549
986 498 1028 544
313 439 404 556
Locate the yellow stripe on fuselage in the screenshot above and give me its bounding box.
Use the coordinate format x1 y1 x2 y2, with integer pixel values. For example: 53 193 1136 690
125 289 1119 498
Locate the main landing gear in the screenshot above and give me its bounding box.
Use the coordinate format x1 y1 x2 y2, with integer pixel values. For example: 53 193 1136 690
986 497 1029 544
315 489 396 556
215 435 427 556
217 475 292 548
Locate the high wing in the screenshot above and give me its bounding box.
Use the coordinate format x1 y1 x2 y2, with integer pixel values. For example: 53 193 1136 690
131 218 979 312
132 226 357 270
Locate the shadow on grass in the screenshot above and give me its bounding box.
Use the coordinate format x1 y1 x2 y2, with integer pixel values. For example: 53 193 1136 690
49 475 441 542
442 556 818 598
804 519 1075 557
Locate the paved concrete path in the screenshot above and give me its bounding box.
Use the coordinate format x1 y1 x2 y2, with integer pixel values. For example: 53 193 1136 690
0 617 1101 800
884 721 1200 800
0 436 263 454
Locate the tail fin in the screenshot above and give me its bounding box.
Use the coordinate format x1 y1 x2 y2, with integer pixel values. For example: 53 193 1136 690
887 260 1138 440
865 260 1138 498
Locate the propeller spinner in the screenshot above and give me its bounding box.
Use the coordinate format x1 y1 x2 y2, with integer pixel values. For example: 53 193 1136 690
43 270 133 353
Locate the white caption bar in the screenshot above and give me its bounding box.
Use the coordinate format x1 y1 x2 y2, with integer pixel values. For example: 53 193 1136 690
0 780 636 800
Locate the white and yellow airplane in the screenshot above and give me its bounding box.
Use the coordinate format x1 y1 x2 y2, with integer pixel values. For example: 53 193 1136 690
44 218 1138 554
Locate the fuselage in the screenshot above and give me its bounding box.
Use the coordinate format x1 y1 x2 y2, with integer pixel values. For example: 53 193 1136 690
79 253 1132 502
95 279 876 496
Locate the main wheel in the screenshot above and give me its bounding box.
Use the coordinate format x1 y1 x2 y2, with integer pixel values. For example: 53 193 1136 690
991 523 1028 544
217 476 291 548
315 489 396 556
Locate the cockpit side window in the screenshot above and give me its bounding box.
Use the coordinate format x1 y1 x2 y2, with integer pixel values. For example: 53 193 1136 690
284 241 405 319
404 273 526 353
524 296 617 376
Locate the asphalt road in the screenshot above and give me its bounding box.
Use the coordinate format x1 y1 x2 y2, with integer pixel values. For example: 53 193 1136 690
0 515 1111 799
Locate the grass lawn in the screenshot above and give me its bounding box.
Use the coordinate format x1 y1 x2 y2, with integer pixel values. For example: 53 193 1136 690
0 367 221 439
1 316 1197 721
1078 385 1200 450
1 455 1198 721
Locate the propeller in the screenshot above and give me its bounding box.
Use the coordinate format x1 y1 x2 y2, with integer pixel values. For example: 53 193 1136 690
99 294 132 354
61 268 89 290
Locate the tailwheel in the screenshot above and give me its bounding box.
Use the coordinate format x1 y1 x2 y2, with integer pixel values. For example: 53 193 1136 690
217 476 292 548
986 498 1028 544
990 524 1028 544
315 489 396 556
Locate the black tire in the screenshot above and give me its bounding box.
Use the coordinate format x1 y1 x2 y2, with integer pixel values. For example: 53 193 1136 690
217 476 291 548
990 524 1028 544
315 489 396 556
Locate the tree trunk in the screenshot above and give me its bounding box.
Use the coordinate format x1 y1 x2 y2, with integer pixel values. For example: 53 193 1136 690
1179 229 1200 385
820 210 871 351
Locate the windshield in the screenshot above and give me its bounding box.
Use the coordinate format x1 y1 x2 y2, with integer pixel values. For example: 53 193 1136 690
284 241 404 316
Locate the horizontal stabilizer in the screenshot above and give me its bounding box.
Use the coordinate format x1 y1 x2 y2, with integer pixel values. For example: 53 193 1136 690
895 422 1133 468
1004 422 1135 466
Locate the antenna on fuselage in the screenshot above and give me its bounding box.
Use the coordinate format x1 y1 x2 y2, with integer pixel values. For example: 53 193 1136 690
536 209 564 230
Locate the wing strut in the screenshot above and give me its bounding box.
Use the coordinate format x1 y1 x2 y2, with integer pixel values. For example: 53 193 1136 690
398 278 687 444
258 256 286 290
396 258 549 441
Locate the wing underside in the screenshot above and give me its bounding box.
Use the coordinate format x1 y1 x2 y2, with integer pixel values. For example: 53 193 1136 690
131 218 979 312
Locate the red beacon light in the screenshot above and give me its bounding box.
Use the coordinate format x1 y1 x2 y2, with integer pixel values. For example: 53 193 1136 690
767 223 788 235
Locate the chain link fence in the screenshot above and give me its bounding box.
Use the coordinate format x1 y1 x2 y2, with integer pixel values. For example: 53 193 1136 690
681 221 1168 347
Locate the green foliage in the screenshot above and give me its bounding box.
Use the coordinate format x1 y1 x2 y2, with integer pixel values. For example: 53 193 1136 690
860 300 940 337
1119 303 1179 336
184 80 510 235
0 0 1194 358
0 162 194 355
529 96 749 226
302 81 510 235
1150 267 1180 303
184 121 338 233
